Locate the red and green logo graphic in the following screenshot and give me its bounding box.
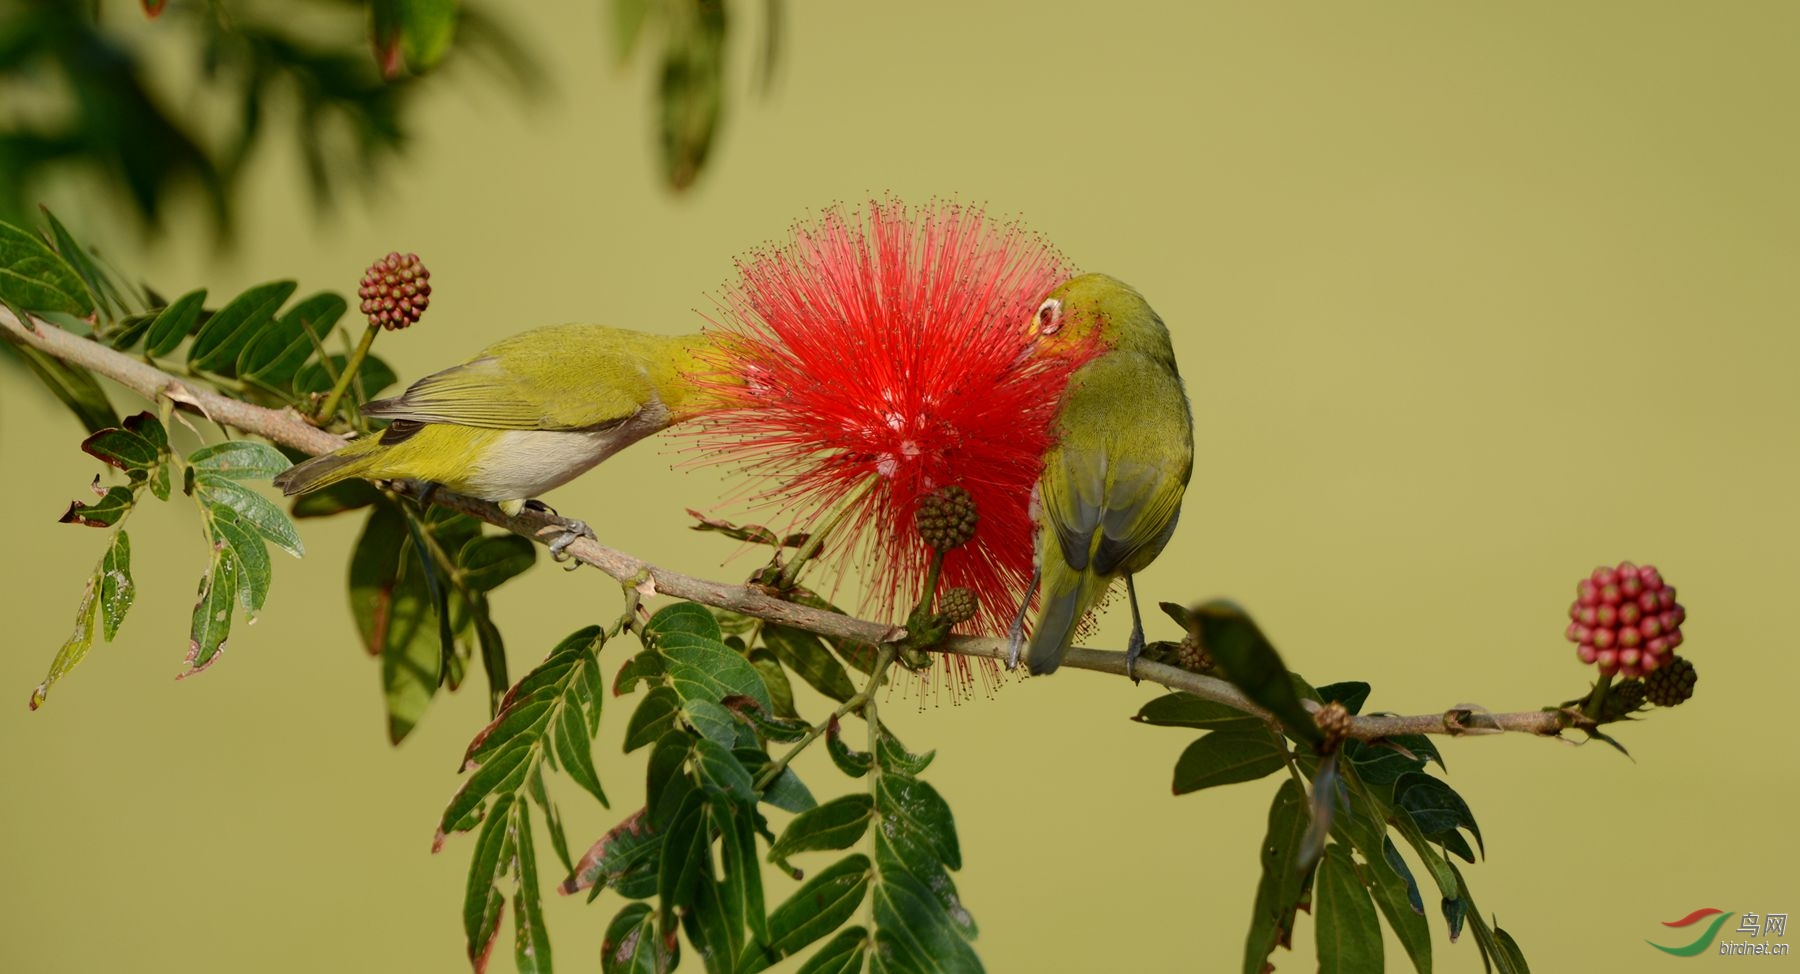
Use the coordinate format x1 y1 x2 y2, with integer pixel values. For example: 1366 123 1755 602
1649 908 1735 956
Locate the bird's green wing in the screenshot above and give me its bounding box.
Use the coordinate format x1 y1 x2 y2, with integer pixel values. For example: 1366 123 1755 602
361 325 668 431
1040 356 1192 576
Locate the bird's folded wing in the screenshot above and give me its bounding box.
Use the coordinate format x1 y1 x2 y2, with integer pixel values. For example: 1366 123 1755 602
362 355 651 431
1092 457 1185 577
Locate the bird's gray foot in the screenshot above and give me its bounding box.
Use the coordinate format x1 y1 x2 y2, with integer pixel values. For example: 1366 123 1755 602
1005 565 1041 671
1124 573 1147 683
1124 621 1146 683
522 499 595 564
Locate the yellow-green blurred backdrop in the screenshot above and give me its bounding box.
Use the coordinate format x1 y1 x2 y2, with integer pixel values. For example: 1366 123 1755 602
4 2 1796 971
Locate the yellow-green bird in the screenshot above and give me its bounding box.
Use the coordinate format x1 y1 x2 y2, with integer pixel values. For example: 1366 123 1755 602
274 324 720 553
1007 274 1194 677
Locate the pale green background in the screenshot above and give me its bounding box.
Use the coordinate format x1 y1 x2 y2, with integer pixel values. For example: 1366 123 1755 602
3 2 1795 971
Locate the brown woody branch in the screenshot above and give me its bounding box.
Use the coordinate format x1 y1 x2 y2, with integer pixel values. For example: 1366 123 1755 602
1 308 1568 741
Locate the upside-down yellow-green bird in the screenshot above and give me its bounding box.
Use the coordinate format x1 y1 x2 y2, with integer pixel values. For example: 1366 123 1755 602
273 324 720 553
1007 274 1194 677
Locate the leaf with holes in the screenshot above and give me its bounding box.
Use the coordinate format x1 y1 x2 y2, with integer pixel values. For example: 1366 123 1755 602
29 576 99 710
181 542 239 677
204 503 271 619
193 474 303 557
97 531 134 641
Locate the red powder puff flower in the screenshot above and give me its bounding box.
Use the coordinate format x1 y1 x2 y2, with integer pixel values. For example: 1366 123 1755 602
694 199 1088 657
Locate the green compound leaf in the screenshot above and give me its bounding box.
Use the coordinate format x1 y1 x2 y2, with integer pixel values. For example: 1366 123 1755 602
1133 691 1262 731
762 624 857 703
682 697 740 747
1315 842 1384 974
1450 862 1531 974
59 485 135 528
457 534 537 592
188 280 295 375
6 339 117 433
1172 730 1287 795
625 686 682 753
349 502 441 743
181 539 240 677
189 440 294 480
143 289 207 357
661 635 773 717
82 424 159 474
289 478 383 518
400 0 459 72
863 721 981 973
646 600 724 643
562 807 662 901
29 575 100 710
1394 771 1484 859
79 412 171 500
437 625 610 924
825 717 872 778
748 647 800 720
655 0 725 191
601 900 676 974
1317 681 1372 715
768 795 873 861
739 855 871 974
293 351 399 402
512 802 552 974
98 530 134 641
38 208 120 321
0 219 93 315
795 927 867 974
193 474 304 557
238 291 346 391
1186 600 1321 744
462 791 515 973
692 736 757 804
1370 838 1433 974
204 503 272 619
1242 779 1311 974
1345 737 1428 785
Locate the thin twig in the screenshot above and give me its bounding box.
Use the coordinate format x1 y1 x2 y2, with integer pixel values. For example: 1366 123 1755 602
1 309 1569 741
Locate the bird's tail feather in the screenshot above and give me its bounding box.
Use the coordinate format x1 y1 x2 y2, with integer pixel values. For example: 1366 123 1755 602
1025 570 1108 675
272 438 382 496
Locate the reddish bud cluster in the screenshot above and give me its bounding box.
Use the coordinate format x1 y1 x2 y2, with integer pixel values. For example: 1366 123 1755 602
359 252 431 330
1565 561 1685 677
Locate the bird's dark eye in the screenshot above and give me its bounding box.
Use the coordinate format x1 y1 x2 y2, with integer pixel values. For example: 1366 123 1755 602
1036 298 1062 336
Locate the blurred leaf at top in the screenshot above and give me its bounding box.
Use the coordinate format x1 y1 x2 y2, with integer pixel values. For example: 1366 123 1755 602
0 0 793 231
0 0 538 235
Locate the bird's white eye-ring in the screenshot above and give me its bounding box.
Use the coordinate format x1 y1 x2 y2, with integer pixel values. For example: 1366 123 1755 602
1035 297 1063 336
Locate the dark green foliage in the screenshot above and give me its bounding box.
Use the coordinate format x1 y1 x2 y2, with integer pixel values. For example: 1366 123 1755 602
436 627 609 971
1145 601 1527 974
346 499 537 742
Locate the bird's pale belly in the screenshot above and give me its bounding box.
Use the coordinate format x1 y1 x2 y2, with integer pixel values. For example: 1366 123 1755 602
464 428 628 499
